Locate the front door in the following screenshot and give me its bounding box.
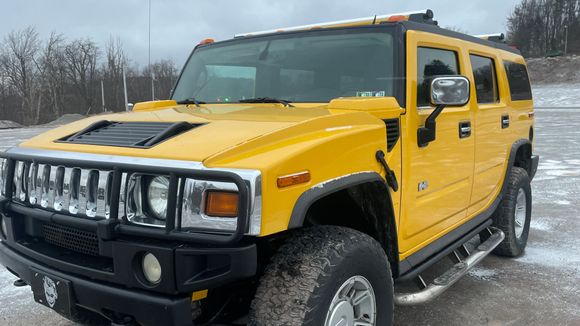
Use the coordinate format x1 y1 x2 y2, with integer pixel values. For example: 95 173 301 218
399 32 476 257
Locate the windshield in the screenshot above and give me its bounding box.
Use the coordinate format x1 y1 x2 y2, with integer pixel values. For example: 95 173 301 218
172 27 397 103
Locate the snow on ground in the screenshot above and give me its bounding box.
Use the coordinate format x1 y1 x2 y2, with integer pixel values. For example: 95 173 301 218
532 83 580 107
0 120 22 130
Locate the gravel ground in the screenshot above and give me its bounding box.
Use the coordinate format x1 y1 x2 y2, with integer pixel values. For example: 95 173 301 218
0 108 579 325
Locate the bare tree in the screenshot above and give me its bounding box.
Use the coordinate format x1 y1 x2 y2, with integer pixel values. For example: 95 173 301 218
103 37 128 111
64 38 100 114
37 32 67 121
0 26 41 124
444 26 469 34
0 29 180 125
144 59 178 99
508 0 580 57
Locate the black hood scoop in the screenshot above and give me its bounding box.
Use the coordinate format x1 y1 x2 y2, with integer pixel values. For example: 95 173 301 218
57 120 202 148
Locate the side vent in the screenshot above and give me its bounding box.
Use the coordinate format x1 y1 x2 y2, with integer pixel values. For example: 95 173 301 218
384 119 400 152
58 121 201 148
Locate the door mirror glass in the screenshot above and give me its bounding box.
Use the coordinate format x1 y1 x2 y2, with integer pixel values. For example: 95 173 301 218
430 76 470 106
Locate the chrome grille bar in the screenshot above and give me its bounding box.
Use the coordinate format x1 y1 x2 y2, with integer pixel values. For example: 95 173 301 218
8 159 114 219
40 164 51 208
85 170 99 217
28 163 39 204
53 166 65 211
68 168 81 215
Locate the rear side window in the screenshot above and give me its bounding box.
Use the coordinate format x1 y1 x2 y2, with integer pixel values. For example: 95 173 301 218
417 47 459 107
504 61 532 101
470 55 499 104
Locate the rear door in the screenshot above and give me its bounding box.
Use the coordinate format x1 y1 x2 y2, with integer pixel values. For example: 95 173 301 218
467 51 509 215
399 31 476 256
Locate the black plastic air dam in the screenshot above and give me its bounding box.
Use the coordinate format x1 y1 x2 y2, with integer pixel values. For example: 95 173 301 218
0 242 193 326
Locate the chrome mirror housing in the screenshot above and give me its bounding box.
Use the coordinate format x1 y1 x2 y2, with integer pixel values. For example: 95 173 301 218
430 76 470 107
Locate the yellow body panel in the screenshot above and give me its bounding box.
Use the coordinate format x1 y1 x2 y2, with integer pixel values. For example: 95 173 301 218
17 27 533 265
398 31 533 260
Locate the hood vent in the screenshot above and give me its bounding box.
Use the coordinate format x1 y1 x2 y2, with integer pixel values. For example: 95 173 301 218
58 120 201 148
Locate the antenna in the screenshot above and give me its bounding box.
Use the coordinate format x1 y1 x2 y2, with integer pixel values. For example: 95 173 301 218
149 0 155 100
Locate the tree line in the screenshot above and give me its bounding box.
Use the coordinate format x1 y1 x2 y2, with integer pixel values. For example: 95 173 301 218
508 0 580 57
0 26 179 125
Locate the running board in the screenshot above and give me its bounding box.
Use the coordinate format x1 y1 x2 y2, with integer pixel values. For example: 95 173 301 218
394 227 505 306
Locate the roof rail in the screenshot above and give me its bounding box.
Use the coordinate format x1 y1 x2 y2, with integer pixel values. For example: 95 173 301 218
235 9 436 38
474 33 506 43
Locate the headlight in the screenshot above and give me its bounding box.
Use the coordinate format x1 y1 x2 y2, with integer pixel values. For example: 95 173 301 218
125 172 262 235
126 174 168 228
147 176 169 220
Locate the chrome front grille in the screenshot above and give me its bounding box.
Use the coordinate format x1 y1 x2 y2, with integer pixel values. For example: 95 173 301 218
12 161 118 219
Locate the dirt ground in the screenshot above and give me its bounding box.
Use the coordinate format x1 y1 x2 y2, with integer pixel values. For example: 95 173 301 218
0 108 579 325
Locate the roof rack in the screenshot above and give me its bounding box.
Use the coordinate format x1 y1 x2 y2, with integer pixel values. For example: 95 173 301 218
235 9 437 38
474 33 506 43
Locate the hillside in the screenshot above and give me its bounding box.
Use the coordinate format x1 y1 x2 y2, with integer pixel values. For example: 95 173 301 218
527 55 580 84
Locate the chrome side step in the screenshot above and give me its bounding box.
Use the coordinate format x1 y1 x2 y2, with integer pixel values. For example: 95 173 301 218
394 227 505 306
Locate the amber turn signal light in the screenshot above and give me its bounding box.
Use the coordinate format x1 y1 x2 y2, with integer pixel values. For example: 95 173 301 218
205 191 239 217
277 171 311 188
199 38 215 45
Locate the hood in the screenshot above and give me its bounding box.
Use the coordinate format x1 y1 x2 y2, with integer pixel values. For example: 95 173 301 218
19 104 333 162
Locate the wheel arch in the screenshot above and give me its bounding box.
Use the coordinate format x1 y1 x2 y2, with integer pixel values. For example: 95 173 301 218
507 139 537 185
288 172 400 276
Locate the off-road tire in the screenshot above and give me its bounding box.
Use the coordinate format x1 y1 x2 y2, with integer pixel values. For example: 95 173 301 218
248 226 394 326
488 166 532 257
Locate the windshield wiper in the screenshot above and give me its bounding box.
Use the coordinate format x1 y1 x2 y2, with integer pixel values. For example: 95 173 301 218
239 97 295 107
176 98 206 107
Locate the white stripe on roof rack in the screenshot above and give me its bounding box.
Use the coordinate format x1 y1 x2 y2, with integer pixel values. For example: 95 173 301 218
234 10 432 38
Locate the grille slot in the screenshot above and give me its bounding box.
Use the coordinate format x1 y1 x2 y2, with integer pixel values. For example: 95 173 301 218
384 118 400 152
58 120 199 148
12 162 114 219
42 223 99 256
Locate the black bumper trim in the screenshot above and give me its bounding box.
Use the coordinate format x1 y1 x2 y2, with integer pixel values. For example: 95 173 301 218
0 241 193 326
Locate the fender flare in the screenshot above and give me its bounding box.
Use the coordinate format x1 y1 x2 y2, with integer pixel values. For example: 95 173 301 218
287 171 400 274
504 139 538 192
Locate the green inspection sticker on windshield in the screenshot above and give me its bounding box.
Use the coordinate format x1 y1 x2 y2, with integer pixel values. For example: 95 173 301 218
356 91 386 97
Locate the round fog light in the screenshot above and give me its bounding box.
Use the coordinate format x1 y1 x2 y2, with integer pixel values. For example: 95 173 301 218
142 253 162 284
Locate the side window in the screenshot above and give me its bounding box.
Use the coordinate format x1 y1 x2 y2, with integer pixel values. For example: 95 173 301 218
504 61 532 101
417 47 459 107
470 54 499 104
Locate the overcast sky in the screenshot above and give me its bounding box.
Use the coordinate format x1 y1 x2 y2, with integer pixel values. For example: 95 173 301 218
0 0 519 68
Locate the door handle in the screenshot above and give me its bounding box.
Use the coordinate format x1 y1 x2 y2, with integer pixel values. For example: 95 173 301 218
459 121 471 138
501 115 510 129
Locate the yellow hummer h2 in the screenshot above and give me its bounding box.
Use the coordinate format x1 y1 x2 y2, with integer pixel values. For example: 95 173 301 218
0 9 538 326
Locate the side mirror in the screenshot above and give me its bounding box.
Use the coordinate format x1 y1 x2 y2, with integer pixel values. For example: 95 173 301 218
418 76 471 147
430 76 470 106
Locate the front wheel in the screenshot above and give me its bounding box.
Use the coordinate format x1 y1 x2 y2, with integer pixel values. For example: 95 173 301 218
248 226 394 326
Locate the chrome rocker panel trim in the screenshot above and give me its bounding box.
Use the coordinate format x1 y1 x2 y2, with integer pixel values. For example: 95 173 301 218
394 227 505 306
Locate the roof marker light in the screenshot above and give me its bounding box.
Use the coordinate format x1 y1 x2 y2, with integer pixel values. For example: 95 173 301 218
198 38 215 45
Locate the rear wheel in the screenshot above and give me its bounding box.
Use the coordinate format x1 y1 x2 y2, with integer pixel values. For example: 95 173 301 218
248 226 393 326
486 166 532 257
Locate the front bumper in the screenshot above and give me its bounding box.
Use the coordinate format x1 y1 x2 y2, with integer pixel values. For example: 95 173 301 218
0 206 257 325
0 241 196 325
